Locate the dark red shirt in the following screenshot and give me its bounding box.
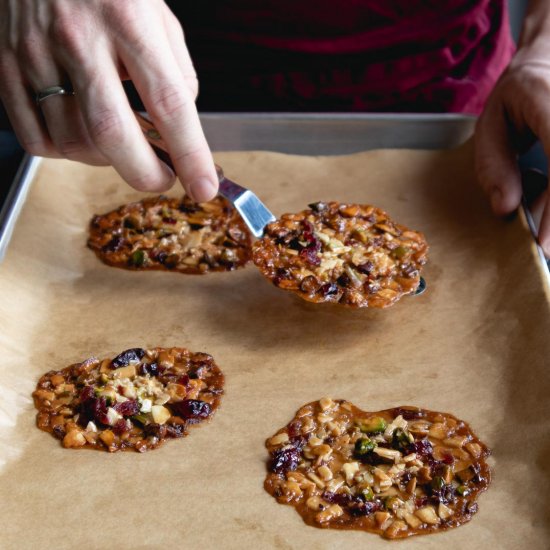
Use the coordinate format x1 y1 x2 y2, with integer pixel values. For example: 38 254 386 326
168 0 514 114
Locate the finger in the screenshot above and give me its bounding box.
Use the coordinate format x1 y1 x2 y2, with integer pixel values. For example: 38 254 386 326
40 92 109 166
536 191 550 256
66 50 176 192
161 8 199 99
475 100 522 216
21 47 107 166
0 52 59 157
116 16 217 201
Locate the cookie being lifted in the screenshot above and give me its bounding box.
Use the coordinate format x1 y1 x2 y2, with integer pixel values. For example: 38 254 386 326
252 202 428 307
88 195 251 273
265 399 490 539
33 347 224 452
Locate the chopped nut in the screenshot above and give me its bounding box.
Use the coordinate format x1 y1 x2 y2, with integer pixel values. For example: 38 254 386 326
151 405 171 425
342 462 360 482
404 513 422 529
374 447 402 462
443 435 469 448
374 511 392 530
318 465 333 481
307 472 326 489
306 496 326 511
113 364 136 379
316 504 343 524
283 481 302 499
385 520 408 538
63 430 86 448
429 423 450 439
312 444 332 457
50 374 65 386
438 503 453 520
465 442 482 458
319 397 335 412
415 506 440 525
405 476 417 495
268 432 290 446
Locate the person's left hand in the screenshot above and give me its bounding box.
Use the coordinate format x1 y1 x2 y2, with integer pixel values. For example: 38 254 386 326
475 47 550 256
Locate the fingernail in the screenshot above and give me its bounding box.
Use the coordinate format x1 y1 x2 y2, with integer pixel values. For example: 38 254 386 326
539 236 550 258
189 177 217 202
162 163 176 184
490 187 502 212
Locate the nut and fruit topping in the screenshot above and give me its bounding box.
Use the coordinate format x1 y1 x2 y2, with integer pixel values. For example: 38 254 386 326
33 347 224 452
264 399 490 539
88 195 251 273
252 202 428 307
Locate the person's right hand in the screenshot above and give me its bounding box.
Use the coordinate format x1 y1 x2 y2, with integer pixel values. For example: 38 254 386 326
0 0 218 202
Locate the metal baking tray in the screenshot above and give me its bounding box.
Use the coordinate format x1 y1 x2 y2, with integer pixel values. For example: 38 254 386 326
1 112 547 280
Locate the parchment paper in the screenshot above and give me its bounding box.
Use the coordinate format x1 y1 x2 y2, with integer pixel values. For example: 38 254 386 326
1 141 549 549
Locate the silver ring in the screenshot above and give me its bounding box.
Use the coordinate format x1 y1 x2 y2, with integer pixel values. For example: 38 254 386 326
35 85 75 105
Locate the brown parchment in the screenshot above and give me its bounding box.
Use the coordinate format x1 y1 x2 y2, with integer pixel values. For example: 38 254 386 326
1 141 549 549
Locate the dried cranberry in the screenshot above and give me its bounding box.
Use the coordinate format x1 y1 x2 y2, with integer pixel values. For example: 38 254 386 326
172 399 211 420
400 470 413 487
415 496 428 508
409 438 433 458
348 499 381 516
297 221 322 265
179 202 199 214
113 419 129 435
402 264 419 278
79 385 95 402
151 250 168 264
188 364 207 379
356 261 374 275
138 362 164 376
176 374 190 387
466 502 478 515
165 422 186 438
79 395 108 426
288 237 303 251
269 447 300 474
274 268 292 285
52 425 66 440
102 236 125 253
144 423 167 438
336 273 350 287
441 452 455 465
287 421 302 439
114 399 140 417
429 482 456 505
111 348 145 369
299 246 321 266
393 407 425 420
162 254 180 269
320 283 339 297
162 217 177 224
289 435 308 451
322 491 353 506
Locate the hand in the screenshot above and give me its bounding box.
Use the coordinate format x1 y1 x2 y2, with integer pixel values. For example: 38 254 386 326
0 0 218 202
475 49 550 256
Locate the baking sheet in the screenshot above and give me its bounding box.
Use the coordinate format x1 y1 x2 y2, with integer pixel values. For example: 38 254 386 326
1 141 549 549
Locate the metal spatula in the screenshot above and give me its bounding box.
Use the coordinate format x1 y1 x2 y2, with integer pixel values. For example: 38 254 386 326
135 112 275 237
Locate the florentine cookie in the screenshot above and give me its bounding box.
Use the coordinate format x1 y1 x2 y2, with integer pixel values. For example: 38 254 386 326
88 195 251 273
265 399 490 539
252 202 428 307
33 347 224 452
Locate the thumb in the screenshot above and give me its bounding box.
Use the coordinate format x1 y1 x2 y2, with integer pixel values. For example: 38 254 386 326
474 101 523 215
